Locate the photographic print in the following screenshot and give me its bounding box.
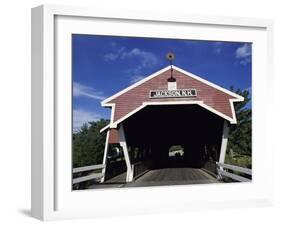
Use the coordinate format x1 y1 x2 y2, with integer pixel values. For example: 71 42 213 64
72 35 252 190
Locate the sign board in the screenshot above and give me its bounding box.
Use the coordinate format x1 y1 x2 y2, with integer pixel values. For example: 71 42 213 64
149 89 197 98
168 81 177 90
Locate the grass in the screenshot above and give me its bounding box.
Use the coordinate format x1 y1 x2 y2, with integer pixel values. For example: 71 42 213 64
222 152 252 182
224 152 252 169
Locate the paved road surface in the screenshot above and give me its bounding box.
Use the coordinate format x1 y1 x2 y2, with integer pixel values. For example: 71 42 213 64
125 168 218 187
87 168 219 189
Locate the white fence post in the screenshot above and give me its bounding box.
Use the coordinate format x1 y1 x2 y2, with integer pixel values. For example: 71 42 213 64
216 162 252 182
100 130 110 183
72 164 105 185
118 123 133 182
219 120 229 164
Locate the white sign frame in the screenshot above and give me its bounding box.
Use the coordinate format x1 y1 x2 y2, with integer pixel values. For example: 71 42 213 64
31 4 274 221
149 89 197 98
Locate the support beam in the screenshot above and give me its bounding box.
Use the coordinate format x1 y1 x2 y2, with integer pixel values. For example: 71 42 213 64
100 130 110 183
219 120 229 164
118 124 133 182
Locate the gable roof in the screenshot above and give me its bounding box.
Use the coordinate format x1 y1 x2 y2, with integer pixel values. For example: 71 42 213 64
101 65 244 106
100 65 244 132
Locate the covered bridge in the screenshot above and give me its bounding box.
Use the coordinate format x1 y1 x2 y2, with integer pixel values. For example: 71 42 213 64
99 65 244 184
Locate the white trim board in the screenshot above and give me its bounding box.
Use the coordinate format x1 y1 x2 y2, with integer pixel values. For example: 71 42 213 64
101 100 237 132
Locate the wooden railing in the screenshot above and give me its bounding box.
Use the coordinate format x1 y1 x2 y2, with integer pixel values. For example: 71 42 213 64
132 159 152 179
72 164 105 185
216 162 252 182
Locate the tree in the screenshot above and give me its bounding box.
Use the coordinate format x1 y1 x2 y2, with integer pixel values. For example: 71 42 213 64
227 86 252 156
72 119 110 167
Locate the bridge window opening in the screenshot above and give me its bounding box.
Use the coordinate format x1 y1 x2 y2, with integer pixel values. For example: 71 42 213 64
107 145 123 161
168 145 184 158
104 144 127 182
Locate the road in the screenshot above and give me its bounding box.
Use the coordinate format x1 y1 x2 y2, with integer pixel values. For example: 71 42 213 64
87 168 219 189
124 168 218 187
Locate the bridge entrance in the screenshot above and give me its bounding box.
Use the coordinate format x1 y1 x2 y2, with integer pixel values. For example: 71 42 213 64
100 104 227 185
122 104 224 174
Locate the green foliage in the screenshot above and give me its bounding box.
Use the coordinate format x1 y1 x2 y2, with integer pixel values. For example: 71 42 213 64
72 119 109 168
227 86 252 156
225 152 252 169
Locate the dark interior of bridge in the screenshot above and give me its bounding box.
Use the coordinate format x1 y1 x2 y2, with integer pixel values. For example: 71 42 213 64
123 104 224 171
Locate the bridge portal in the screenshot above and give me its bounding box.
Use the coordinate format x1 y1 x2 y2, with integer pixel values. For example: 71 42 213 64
100 65 244 184
123 104 223 170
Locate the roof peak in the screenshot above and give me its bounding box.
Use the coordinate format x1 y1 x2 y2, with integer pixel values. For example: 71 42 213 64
101 65 244 106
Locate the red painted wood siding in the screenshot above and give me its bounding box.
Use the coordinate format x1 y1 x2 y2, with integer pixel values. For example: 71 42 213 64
108 129 119 144
107 68 239 144
108 69 236 123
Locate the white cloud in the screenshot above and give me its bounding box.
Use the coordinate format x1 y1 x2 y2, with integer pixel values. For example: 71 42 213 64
121 48 159 66
213 42 223 54
104 47 159 78
129 75 145 84
104 47 159 66
73 109 102 132
239 57 251 65
235 44 251 58
104 47 125 61
104 47 160 84
122 48 159 78
215 47 222 54
73 82 105 100
103 53 119 61
235 43 252 64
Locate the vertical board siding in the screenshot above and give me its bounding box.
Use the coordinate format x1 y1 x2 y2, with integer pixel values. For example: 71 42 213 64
108 69 235 122
106 68 240 144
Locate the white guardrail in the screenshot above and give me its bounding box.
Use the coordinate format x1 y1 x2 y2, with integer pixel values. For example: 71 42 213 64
216 162 252 182
72 164 105 184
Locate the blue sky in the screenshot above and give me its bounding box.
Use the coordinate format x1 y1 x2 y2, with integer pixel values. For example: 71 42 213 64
72 34 252 131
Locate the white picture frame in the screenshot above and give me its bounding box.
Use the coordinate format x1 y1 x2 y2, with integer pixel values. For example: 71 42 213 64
31 4 274 221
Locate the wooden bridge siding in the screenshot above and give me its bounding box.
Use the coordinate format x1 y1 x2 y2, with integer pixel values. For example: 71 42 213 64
108 69 235 123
